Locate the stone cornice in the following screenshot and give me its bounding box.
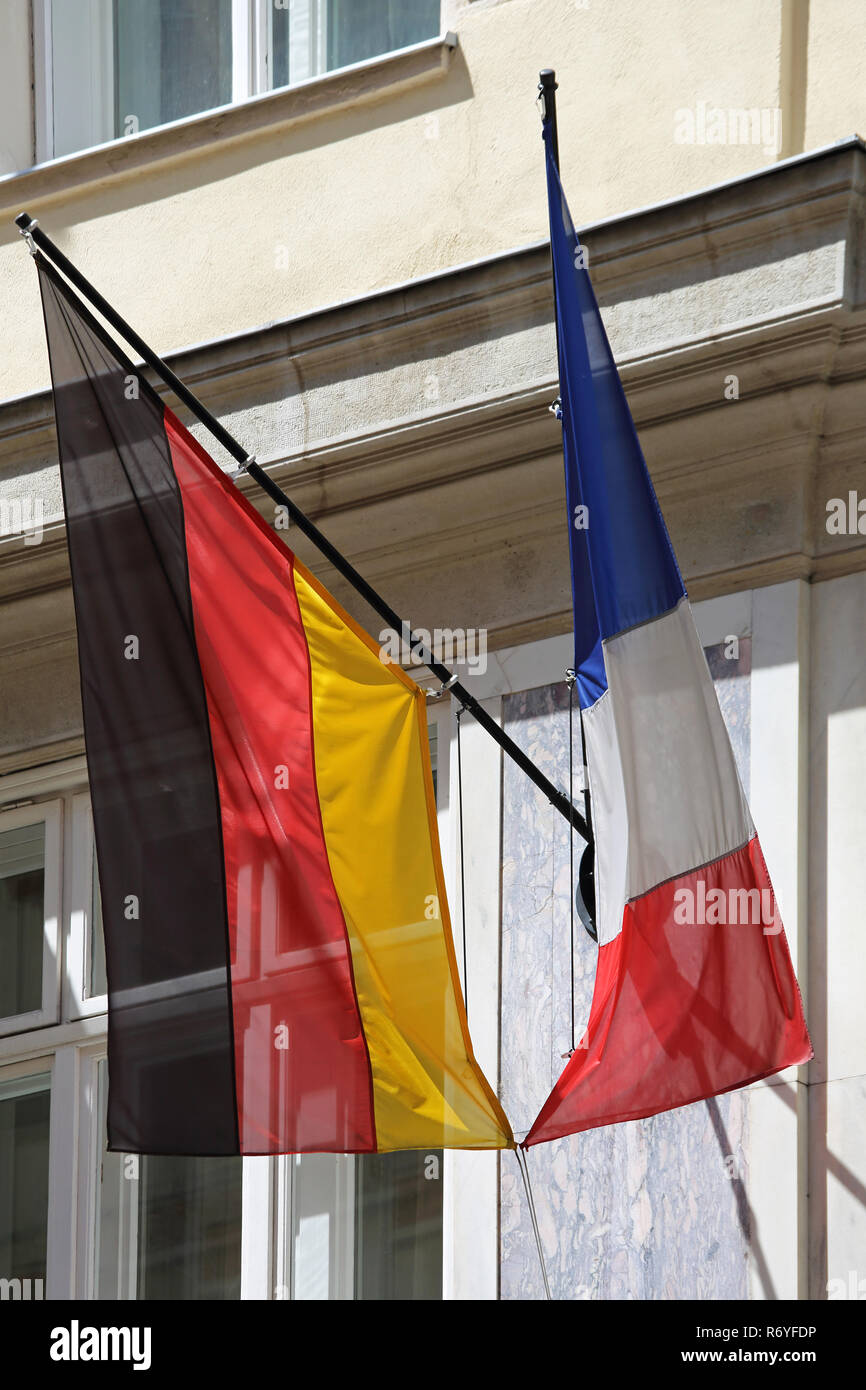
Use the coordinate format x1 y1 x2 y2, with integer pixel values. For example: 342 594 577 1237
7 141 864 439
2 139 866 625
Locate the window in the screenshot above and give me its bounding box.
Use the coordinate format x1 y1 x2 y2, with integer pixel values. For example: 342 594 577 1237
0 745 446 1299
269 1 442 87
0 824 45 1020
355 1150 442 1300
36 0 442 161
0 802 61 1036
94 1061 243 1300
277 1148 443 1299
112 0 233 138
0 1071 51 1294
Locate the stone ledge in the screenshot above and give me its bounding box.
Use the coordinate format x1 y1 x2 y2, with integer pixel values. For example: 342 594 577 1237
0 34 458 216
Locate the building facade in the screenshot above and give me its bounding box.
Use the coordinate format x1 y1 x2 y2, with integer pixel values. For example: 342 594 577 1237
0 0 864 1300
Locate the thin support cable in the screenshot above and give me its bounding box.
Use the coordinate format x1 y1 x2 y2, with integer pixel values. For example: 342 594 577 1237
456 707 468 1016
516 1148 552 1300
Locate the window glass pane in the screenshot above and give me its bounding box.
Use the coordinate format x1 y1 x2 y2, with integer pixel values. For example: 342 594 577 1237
327 0 440 72
0 823 45 1019
0 1073 51 1290
88 850 108 998
271 6 291 89
269 1 440 91
290 1153 352 1299
271 4 294 89
95 1061 242 1299
354 1149 443 1299
135 1153 243 1299
114 0 233 135
50 0 114 157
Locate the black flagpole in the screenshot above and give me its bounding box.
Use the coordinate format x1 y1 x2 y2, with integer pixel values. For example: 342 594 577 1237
15 210 588 839
538 71 565 403
538 69 560 166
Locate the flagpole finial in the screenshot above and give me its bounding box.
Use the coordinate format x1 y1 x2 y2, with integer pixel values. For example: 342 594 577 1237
537 71 560 168
537 69 557 122
14 211 39 257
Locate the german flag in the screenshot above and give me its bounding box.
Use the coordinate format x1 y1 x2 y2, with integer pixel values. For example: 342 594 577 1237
38 257 512 1156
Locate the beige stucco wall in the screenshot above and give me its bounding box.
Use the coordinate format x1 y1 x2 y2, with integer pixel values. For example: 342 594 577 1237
803 0 866 149
0 0 845 403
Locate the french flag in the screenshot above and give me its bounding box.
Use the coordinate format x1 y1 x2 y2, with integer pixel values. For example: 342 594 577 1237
524 122 812 1146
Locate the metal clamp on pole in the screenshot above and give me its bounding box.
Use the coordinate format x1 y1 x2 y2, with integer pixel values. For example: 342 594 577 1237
425 672 459 701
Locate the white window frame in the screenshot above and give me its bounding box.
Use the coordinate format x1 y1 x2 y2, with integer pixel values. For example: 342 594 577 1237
63 794 106 1021
0 798 62 1038
75 1045 116 1299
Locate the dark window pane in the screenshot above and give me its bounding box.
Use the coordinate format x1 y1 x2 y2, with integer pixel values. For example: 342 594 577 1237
0 1076 51 1287
114 0 233 135
271 5 291 89
327 1 440 72
0 824 45 1019
136 1153 242 1300
355 1149 443 1299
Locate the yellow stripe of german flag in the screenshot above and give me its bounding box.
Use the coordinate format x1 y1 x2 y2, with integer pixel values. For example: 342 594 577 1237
294 561 513 1152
